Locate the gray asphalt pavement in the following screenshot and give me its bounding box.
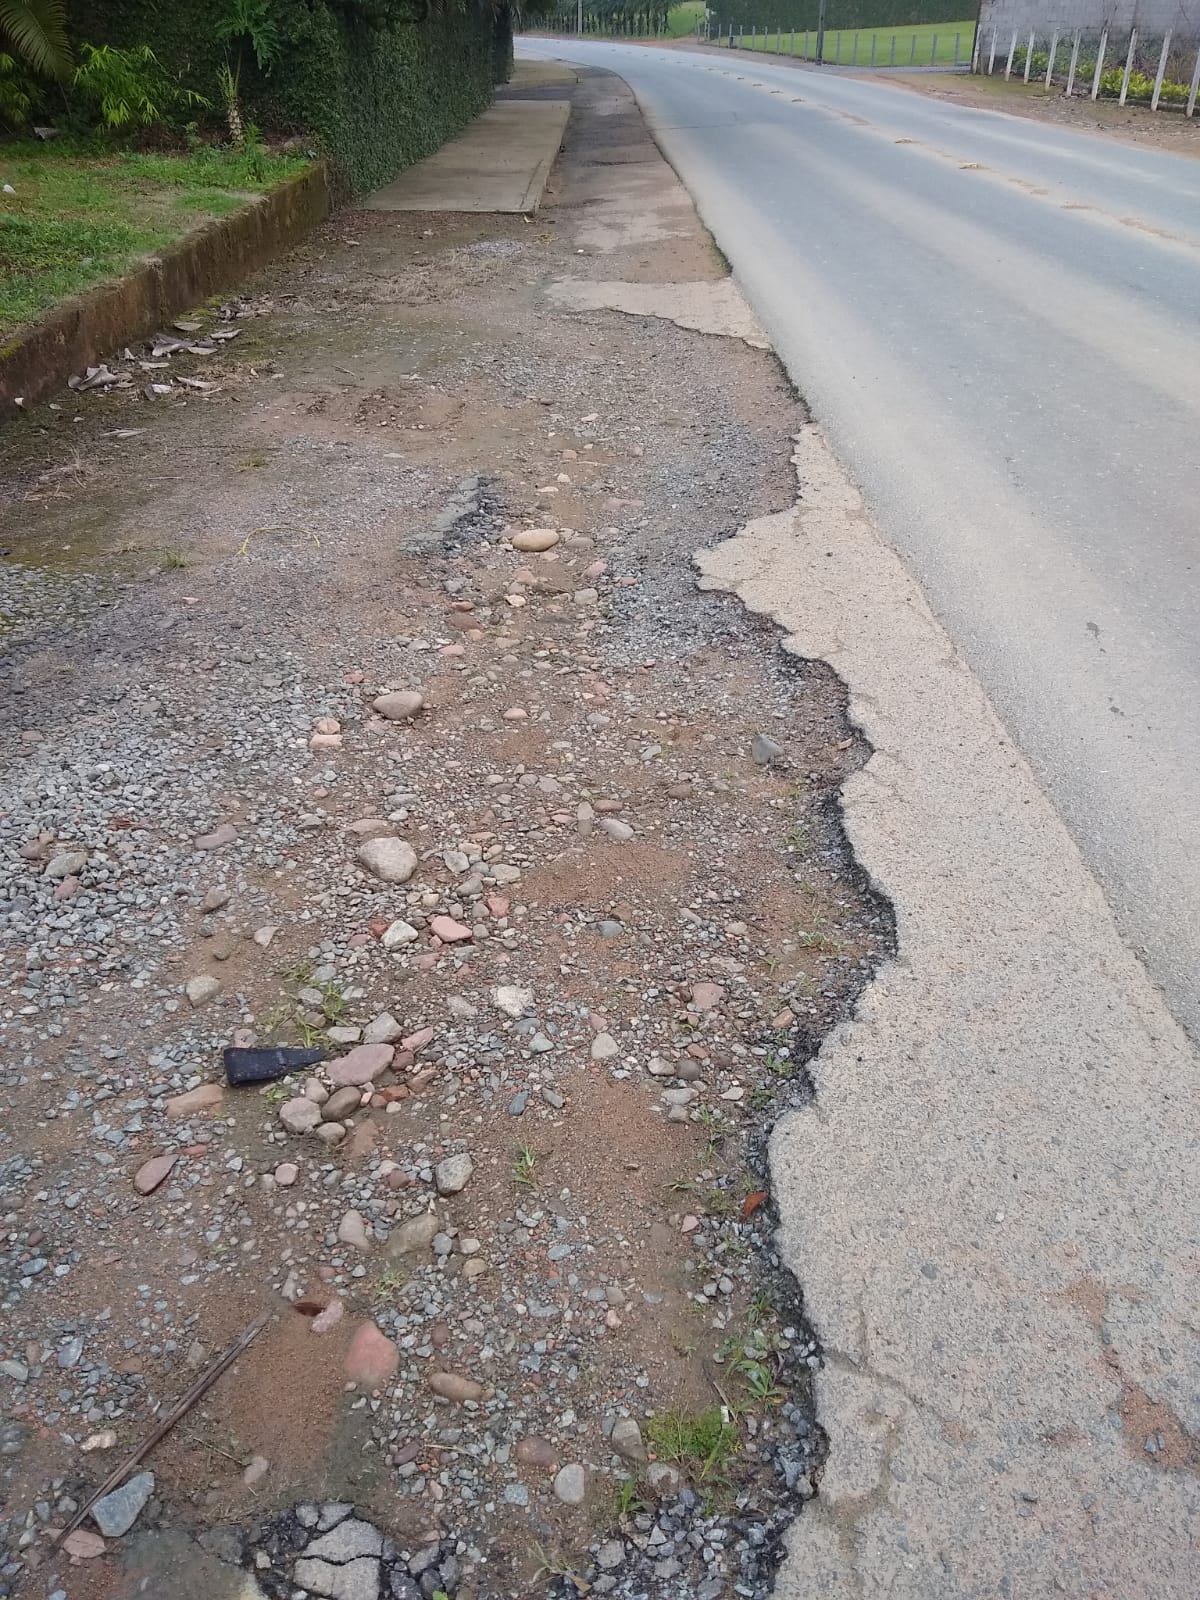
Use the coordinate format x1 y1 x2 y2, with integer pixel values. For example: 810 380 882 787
521 37 1200 1041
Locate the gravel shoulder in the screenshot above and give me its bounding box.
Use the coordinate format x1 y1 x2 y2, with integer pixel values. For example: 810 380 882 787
0 73 891 1600
880 68 1200 154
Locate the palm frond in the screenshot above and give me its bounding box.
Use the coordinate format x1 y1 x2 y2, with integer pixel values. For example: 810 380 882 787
0 0 72 79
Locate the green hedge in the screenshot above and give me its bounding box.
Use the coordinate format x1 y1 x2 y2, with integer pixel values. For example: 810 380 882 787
80 1 513 196
708 0 970 28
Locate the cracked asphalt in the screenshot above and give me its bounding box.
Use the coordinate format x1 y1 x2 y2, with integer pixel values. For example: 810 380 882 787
519 33 1200 1599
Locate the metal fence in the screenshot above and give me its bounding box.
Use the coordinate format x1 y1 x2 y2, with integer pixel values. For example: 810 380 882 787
973 24 1200 113
699 19 974 66
698 15 1200 109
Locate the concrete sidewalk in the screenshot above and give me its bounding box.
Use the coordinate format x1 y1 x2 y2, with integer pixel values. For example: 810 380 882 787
365 95 571 214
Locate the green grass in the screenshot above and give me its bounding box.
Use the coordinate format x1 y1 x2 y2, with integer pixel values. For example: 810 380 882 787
513 1142 539 1188
722 19 976 67
667 1 705 36
0 141 310 338
645 1405 739 1482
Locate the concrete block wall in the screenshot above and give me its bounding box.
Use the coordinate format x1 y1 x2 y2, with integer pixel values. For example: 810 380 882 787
978 0 1200 42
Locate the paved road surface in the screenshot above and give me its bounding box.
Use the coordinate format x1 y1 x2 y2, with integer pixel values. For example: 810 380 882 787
521 38 1200 1042
519 39 1200 1599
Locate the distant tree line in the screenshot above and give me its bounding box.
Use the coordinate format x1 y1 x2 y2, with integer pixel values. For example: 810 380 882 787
550 0 674 35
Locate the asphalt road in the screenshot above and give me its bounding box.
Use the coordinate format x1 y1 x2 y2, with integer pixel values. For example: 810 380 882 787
520 37 1200 1041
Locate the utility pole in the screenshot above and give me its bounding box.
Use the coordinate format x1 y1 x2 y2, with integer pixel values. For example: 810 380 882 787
816 0 826 63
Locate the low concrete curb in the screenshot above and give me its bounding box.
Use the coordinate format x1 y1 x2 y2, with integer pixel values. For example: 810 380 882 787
0 163 331 412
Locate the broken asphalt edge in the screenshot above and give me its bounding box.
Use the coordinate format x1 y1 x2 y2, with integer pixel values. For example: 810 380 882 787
0 164 331 413
574 57 1200 1600
696 427 1200 1596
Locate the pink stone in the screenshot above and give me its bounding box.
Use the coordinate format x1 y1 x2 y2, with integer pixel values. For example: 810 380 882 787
349 932 370 948
63 1529 106 1559
327 1043 394 1087
312 1298 345 1335
196 822 237 850
485 895 510 918
314 717 341 735
430 915 472 944
165 1083 224 1118
690 981 725 1012
372 689 425 721
133 1153 178 1195
309 732 343 752
274 1162 299 1187
53 877 80 901
440 643 466 657
401 1025 434 1054
413 954 437 972
583 560 607 580
344 1320 399 1388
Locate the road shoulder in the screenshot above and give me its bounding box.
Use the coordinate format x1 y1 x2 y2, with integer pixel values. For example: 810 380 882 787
700 427 1200 1597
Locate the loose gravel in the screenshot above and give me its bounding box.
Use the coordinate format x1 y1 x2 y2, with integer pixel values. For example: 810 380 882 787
0 71 893 1600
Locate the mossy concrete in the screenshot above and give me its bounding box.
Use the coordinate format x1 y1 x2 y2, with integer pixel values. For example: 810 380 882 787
0 164 330 413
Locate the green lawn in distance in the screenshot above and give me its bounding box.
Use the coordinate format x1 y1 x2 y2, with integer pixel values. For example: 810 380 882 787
723 18 976 65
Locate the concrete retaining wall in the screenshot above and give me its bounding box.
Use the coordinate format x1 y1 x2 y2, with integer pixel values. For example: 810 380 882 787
979 0 1200 42
0 163 331 411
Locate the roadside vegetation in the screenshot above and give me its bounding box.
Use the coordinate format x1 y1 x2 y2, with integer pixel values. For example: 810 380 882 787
0 1 315 334
1 0 563 336
0 140 307 335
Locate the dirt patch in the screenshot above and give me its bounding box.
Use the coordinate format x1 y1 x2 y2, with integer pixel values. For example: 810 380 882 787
0 69 892 1600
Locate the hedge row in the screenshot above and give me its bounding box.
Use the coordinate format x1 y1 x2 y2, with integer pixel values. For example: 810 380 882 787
86 0 513 196
707 0 971 28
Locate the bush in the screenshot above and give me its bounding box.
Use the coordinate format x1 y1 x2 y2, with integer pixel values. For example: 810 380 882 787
0 47 39 125
87 1 517 194
71 42 209 130
1008 40 1194 107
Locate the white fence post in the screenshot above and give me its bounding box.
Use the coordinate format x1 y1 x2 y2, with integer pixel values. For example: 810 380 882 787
1005 30 1018 78
931 32 939 64
1023 28 1035 82
1091 28 1108 99
1151 31 1171 109
1188 42 1200 116
1045 30 1059 89
1066 30 1081 94
988 29 998 73
1119 28 1138 104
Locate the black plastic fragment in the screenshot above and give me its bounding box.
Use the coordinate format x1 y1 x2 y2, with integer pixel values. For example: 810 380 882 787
223 1045 326 1087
